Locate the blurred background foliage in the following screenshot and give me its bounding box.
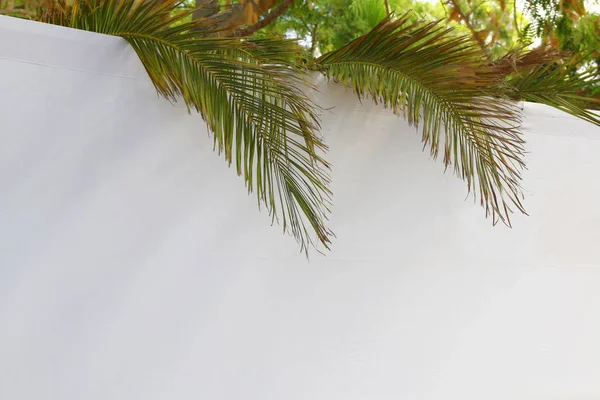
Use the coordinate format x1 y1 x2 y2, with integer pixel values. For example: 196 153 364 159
2 0 599 99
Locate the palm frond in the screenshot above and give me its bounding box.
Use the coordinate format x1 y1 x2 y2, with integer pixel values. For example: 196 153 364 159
496 49 600 126
313 14 526 225
37 0 333 254
511 65 600 126
492 46 563 77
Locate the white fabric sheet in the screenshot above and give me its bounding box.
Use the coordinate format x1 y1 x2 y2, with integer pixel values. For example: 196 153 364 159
1 15 600 400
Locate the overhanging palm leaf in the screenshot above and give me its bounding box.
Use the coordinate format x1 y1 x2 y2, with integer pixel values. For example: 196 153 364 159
38 0 333 254
511 66 600 126
495 49 600 126
314 14 526 224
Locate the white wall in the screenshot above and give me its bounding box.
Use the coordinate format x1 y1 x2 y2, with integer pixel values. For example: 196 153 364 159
1 15 600 400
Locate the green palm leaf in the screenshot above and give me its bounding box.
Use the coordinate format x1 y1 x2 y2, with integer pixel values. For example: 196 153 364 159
496 49 600 126
314 14 526 225
38 0 333 254
512 66 600 126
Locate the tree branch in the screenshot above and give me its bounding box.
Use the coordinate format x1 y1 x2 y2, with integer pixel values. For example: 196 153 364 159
226 0 295 37
513 0 522 39
384 0 391 15
439 0 449 18
193 0 220 21
448 0 491 60
309 22 319 57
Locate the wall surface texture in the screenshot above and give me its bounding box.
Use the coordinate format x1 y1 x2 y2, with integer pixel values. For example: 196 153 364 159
1 15 600 400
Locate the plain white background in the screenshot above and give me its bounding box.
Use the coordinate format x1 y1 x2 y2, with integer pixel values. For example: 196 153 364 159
1 15 600 400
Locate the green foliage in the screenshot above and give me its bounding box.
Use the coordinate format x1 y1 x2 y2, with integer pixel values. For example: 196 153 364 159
525 0 600 72
259 0 449 57
257 0 372 57
443 0 526 58
258 0 526 60
350 0 388 28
